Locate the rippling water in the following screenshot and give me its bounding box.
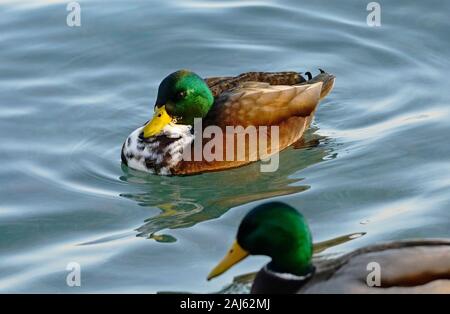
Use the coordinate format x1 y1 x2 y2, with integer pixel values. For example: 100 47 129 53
1 0 449 293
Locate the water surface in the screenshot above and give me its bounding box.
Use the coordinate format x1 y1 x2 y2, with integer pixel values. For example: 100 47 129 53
0 0 449 293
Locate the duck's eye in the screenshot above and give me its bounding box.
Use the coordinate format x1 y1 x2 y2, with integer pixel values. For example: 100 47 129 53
175 90 186 100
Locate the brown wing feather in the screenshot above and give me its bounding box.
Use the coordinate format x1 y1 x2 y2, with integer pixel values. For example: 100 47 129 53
206 82 322 128
205 71 306 97
171 71 334 174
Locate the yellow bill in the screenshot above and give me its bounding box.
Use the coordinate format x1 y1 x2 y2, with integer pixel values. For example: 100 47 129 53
143 105 172 138
207 240 249 281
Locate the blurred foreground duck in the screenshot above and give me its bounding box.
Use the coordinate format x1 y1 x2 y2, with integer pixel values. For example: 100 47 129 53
207 202 450 293
122 69 335 175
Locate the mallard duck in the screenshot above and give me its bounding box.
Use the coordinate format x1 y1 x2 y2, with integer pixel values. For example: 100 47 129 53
207 202 450 293
121 69 335 175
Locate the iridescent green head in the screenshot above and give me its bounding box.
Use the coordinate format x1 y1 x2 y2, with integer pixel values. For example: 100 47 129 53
208 202 314 280
143 70 214 138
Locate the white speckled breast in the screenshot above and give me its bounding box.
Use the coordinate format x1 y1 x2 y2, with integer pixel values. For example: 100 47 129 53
121 124 194 175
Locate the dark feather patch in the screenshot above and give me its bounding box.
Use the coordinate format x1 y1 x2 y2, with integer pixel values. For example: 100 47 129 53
121 143 128 166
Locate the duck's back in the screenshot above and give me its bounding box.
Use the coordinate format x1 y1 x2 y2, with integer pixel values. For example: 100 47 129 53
173 71 335 175
301 239 450 294
205 71 306 98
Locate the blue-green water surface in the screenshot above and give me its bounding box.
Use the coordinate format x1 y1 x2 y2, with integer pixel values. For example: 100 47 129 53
0 0 449 292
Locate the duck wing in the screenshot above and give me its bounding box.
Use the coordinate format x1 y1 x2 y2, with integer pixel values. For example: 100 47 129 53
205 71 306 98
302 239 450 293
205 81 323 128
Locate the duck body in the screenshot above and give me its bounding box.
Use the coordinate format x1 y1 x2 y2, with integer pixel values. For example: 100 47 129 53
122 70 335 175
252 239 450 294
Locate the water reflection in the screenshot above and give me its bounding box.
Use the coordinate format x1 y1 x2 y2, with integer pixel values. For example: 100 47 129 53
119 128 335 242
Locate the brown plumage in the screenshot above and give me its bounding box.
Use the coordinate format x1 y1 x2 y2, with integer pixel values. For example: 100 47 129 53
205 71 306 97
173 71 335 175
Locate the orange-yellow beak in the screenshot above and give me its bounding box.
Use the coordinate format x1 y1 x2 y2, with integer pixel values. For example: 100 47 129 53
207 240 249 281
142 105 172 138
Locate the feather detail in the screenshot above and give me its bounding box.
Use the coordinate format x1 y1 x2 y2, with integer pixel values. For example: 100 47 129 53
207 82 322 128
122 124 194 175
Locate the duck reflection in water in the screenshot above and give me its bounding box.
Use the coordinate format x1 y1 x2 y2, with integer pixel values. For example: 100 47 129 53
119 129 335 242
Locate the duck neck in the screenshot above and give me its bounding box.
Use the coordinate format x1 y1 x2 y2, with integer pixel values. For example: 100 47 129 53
268 249 314 277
